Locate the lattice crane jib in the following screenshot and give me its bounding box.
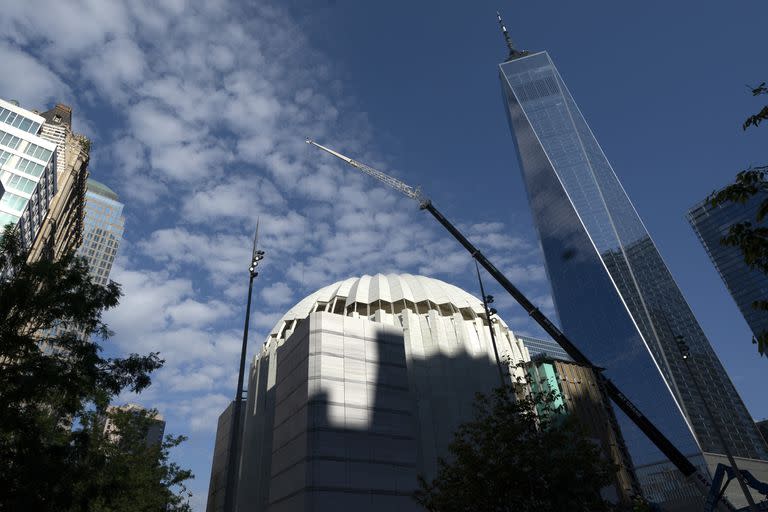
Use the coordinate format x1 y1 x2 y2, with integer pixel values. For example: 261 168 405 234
305 139 428 206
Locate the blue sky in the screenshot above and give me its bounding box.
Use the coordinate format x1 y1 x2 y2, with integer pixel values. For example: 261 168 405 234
1 1 766 509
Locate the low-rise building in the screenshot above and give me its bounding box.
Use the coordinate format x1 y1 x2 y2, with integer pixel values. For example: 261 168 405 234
526 353 640 505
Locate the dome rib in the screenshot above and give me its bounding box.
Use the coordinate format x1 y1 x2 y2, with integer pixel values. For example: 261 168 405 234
266 274 498 339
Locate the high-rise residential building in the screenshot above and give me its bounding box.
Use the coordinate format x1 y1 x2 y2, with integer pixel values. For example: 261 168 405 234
100 403 166 447
0 98 57 251
77 179 124 285
26 103 89 263
498 41 768 507
526 353 638 504
687 191 768 346
228 274 531 512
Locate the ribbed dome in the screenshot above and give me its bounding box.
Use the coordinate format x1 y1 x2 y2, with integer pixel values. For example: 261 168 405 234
267 273 508 340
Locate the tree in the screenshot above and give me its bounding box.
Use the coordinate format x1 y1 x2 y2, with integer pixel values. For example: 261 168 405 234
707 82 768 355
413 383 615 512
67 408 193 512
0 226 192 511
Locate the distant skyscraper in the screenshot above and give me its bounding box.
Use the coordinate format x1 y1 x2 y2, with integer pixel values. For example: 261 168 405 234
687 191 768 346
0 98 57 251
498 43 767 505
100 403 165 447
77 179 124 285
517 333 572 361
26 103 89 263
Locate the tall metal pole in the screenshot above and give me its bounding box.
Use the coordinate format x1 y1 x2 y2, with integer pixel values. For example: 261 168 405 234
224 225 265 512
475 261 506 388
675 336 758 511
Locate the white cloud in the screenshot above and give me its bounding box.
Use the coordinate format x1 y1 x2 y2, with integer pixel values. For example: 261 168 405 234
166 299 233 328
181 176 285 224
0 42 73 108
82 37 146 98
260 282 293 307
104 266 241 370
138 228 250 283
158 393 231 432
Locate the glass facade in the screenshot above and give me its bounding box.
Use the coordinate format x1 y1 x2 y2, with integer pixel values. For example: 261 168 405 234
517 334 573 361
0 105 42 134
499 51 767 489
77 180 124 285
0 98 56 250
688 192 768 344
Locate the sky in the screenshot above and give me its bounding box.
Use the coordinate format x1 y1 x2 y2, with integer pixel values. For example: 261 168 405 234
1 1 766 509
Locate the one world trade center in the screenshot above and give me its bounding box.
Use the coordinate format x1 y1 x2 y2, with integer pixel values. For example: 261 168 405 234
497 18 767 507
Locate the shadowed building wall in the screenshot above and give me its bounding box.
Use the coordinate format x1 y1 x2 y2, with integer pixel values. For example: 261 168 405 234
208 401 245 512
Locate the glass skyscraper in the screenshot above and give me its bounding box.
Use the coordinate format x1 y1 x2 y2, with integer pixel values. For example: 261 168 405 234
499 49 767 502
688 192 768 347
517 334 572 361
77 179 124 285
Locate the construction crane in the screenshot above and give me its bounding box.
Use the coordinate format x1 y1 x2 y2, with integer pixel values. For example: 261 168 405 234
305 138 731 508
706 464 768 511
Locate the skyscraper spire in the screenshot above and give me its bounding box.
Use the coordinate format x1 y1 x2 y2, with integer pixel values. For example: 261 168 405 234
496 11 528 61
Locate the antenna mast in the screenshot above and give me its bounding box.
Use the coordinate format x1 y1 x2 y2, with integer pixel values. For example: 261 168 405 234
496 11 528 61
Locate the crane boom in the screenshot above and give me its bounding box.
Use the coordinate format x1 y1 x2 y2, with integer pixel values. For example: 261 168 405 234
306 138 730 508
306 139 426 204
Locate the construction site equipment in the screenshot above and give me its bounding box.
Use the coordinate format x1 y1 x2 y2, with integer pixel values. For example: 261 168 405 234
706 464 768 511
305 138 729 508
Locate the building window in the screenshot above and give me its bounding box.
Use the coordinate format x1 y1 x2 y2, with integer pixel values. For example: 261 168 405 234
0 130 21 149
0 107 40 133
24 142 53 162
5 173 37 194
0 192 28 211
15 157 45 178
0 211 20 227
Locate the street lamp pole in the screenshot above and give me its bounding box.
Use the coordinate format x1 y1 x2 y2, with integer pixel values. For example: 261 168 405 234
675 336 758 511
223 223 265 512
475 261 506 388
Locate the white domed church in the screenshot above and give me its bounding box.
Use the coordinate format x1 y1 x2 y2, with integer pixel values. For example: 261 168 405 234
234 274 531 512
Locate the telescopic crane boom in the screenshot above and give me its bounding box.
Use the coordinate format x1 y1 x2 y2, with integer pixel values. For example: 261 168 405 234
305 138 731 508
